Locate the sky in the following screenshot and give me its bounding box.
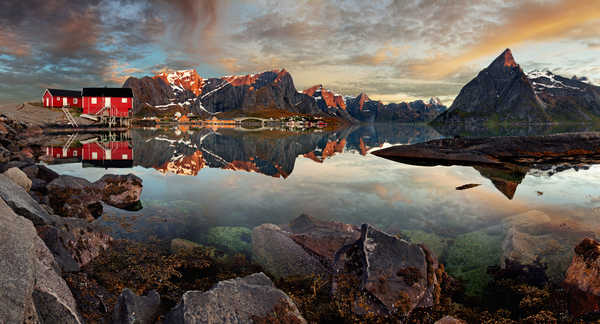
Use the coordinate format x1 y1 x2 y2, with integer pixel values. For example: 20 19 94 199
1 0 599 105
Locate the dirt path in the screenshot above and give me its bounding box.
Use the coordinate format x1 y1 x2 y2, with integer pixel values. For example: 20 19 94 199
0 102 95 127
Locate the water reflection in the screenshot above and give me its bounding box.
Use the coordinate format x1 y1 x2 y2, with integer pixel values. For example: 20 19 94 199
43 124 600 293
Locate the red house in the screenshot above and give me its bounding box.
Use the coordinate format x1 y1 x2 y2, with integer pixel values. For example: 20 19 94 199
42 89 82 108
82 88 134 117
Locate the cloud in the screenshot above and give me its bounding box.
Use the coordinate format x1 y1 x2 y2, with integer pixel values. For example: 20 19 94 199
408 0 600 79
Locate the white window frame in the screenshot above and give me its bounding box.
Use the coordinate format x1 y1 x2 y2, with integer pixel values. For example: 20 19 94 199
92 152 98 160
73 98 78 104
91 97 97 104
121 98 127 103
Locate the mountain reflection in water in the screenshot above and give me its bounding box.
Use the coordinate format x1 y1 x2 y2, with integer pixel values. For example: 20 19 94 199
44 124 600 294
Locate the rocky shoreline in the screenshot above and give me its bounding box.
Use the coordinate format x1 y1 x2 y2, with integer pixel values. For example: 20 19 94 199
2 115 600 323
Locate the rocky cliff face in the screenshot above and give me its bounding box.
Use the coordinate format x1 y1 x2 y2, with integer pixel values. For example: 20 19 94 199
123 69 446 123
433 48 600 125
301 86 446 123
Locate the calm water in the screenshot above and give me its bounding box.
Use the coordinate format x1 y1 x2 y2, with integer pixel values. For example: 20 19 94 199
45 124 600 294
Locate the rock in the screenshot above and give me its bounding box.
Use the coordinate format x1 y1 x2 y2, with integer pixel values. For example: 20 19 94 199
3 166 32 191
31 177 48 193
333 224 443 316
252 214 360 278
47 175 103 221
112 288 160 324
171 238 204 252
0 173 50 225
205 226 252 254
502 210 595 282
0 197 38 323
23 164 59 183
164 272 306 324
0 198 82 323
435 315 466 324
47 174 143 220
37 216 112 272
94 174 143 209
563 238 600 316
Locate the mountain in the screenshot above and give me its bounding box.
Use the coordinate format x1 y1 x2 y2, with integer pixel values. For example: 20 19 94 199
301 86 446 123
433 48 600 125
124 69 446 123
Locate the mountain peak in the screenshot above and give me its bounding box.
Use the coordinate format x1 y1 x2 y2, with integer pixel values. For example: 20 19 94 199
489 48 518 69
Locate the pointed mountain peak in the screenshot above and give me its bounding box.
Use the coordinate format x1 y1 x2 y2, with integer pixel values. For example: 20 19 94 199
302 84 324 96
357 92 370 101
489 48 518 69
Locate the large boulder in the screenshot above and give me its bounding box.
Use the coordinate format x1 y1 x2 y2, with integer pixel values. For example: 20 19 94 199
0 198 82 323
333 224 443 316
37 216 112 272
47 175 103 221
3 166 32 191
112 288 160 324
252 214 360 278
47 174 143 220
0 173 51 225
164 272 306 324
563 238 600 316
94 174 143 209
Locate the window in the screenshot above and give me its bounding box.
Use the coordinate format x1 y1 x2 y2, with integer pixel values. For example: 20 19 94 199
73 98 78 104
73 151 77 157
92 152 98 160
122 98 127 103
56 97 60 100
91 97 97 104
122 154 128 159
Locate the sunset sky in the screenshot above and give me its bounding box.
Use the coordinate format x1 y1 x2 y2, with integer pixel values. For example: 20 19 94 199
1 0 599 104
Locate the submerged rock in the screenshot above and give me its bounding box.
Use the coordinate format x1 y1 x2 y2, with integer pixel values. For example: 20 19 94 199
435 316 467 324
164 272 306 324
112 288 160 324
171 238 204 252
564 238 600 316
3 166 32 191
205 226 252 254
252 214 360 278
333 224 443 316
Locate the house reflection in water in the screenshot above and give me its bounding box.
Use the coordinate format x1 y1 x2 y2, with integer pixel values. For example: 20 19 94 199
44 132 133 169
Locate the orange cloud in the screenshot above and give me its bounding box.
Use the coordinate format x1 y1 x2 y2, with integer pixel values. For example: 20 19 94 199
412 0 600 79
0 27 30 56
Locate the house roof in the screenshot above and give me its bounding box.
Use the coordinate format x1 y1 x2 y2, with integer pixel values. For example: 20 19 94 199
46 89 81 97
82 88 134 97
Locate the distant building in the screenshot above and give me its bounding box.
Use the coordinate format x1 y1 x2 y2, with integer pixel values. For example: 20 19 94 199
81 88 134 117
42 89 82 108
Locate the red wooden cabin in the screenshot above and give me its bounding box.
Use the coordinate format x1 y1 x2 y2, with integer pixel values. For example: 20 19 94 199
81 88 134 117
42 89 82 108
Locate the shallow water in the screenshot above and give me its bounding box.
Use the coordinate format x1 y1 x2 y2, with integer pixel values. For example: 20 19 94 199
45 124 600 294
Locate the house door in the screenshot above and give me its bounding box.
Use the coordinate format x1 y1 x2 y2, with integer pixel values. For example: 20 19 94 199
105 97 111 107
63 97 67 107
45 98 49 106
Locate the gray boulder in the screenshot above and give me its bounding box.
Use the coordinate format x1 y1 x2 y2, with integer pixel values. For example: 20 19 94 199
251 214 360 278
0 173 50 225
94 174 143 209
3 166 32 191
47 175 103 221
112 288 160 324
164 272 306 324
333 224 443 316
0 198 82 323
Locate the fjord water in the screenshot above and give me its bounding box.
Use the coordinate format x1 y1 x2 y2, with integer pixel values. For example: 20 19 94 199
46 124 600 294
